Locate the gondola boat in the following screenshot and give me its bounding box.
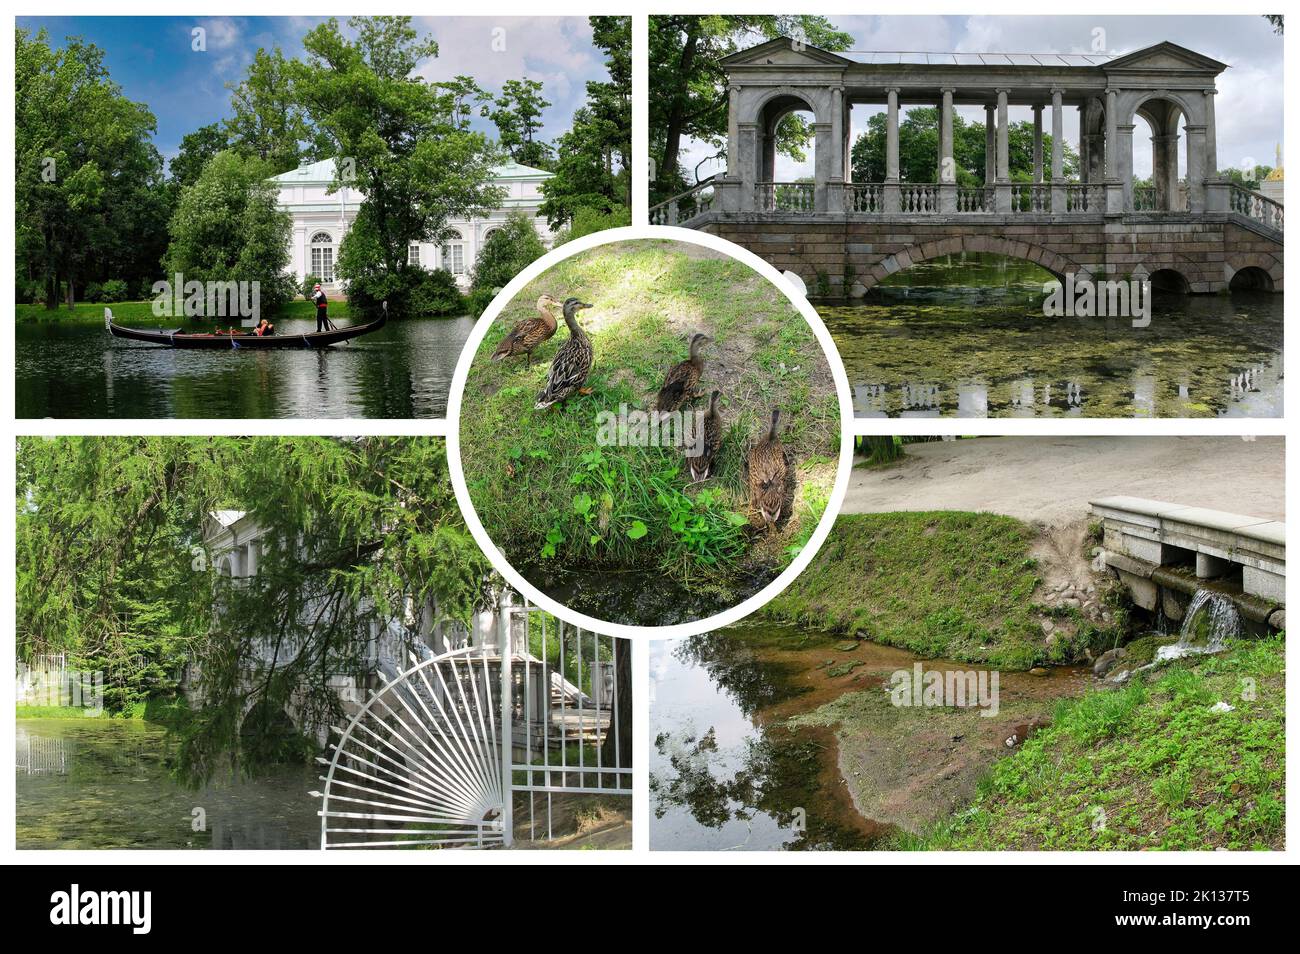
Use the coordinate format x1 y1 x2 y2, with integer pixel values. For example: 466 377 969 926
104 301 386 349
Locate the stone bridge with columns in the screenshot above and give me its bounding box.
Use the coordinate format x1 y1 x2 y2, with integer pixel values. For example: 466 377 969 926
652 37 1283 296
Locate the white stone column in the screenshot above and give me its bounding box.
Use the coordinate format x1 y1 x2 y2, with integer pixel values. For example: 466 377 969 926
885 87 901 213
827 86 844 212
885 88 900 181
737 121 759 211
1050 88 1065 212
984 105 996 185
939 87 956 212
1117 123 1135 211
1104 88 1123 214
1203 89 1218 179
1185 123 1207 212
996 90 1010 181
995 89 1011 212
814 121 834 212
1032 104 1044 183
725 85 739 176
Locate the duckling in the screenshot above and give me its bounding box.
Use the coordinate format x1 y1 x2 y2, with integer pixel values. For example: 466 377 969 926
688 390 723 483
746 407 788 530
534 297 594 410
656 332 710 416
492 293 561 367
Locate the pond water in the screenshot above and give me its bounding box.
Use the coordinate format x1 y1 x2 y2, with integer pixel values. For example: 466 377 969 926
649 623 1087 851
819 254 1283 419
15 315 475 419
15 719 318 849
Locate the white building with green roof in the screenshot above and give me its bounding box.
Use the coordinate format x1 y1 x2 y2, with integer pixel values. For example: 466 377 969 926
270 158 554 293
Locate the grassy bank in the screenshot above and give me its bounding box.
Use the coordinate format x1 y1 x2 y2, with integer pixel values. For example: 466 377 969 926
460 240 839 585
916 636 1285 850
17 695 190 727
16 299 366 323
765 511 1120 670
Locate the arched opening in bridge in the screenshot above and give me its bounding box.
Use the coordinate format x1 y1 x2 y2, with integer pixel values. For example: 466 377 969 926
1229 266 1275 292
1131 98 1188 211
240 698 312 767
871 251 1061 306
757 95 816 211
1149 268 1192 294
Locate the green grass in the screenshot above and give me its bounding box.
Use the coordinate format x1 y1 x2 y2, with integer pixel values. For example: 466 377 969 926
764 511 1123 670
917 636 1286 851
16 705 105 719
16 298 361 323
460 240 839 583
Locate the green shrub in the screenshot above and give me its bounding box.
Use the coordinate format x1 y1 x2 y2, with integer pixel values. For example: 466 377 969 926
552 206 632 246
82 281 104 303
467 211 548 315
100 279 130 303
347 266 465 318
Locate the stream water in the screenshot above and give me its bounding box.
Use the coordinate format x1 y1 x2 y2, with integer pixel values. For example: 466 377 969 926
15 315 475 418
15 719 318 849
649 623 1089 851
819 254 1283 419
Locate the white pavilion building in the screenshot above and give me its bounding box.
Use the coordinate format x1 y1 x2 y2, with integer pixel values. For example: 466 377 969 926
271 158 554 293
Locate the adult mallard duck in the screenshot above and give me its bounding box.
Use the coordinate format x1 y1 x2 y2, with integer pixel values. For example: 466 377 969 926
746 407 787 530
688 390 723 483
656 332 710 416
491 293 561 367
534 297 594 409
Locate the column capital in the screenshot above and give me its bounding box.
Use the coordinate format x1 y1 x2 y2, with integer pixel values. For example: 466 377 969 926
884 86 901 95
1032 103 1044 112
1050 86 1066 97
939 86 956 95
995 87 1011 96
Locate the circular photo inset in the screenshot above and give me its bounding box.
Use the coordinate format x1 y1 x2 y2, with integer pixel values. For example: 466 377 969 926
450 229 850 633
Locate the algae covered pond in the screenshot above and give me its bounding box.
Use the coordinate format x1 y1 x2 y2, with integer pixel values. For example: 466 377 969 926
819 254 1283 418
15 718 318 849
649 624 1089 850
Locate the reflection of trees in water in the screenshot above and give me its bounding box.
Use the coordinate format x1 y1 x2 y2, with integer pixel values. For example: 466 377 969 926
651 721 868 850
656 631 871 850
672 630 810 718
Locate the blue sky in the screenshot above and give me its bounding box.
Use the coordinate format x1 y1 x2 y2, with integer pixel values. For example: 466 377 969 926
18 16 602 171
680 14 1284 182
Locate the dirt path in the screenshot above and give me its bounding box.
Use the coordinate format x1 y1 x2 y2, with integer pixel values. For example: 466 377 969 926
844 436 1285 526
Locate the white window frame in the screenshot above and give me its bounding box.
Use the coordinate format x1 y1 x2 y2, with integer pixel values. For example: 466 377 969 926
408 244 422 267
441 231 465 276
310 232 335 284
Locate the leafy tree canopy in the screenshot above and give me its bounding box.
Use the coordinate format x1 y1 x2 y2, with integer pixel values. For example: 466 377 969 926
649 15 853 201
17 437 493 783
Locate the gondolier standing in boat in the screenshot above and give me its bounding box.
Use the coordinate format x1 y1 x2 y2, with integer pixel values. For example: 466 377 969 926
312 283 333 332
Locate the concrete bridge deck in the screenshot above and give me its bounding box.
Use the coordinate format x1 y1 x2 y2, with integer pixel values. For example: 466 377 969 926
1092 495 1285 628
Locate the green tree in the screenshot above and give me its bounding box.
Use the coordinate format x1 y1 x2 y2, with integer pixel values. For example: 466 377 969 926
15 28 166 308
649 15 853 202
17 437 494 782
224 47 321 175
850 108 1079 185
466 210 547 315
289 17 504 317
485 78 554 169
163 151 296 314
169 122 229 188
539 15 632 227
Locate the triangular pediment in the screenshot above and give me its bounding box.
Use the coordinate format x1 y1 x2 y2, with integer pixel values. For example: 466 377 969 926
721 36 853 68
1103 42 1228 75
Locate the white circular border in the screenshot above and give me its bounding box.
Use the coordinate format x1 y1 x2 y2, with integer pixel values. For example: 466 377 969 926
447 224 854 639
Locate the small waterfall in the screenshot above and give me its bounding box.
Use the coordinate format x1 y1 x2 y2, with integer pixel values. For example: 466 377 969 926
1157 589 1240 661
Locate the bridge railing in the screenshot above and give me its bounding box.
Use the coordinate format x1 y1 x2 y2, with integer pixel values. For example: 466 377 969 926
1064 183 1103 212
956 186 993 213
899 183 939 213
1133 186 1158 211
1011 183 1050 214
1228 184 1283 233
649 177 716 225
846 182 885 212
756 181 815 212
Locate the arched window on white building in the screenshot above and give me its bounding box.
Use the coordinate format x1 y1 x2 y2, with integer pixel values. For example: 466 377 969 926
310 232 335 283
441 230 466 276
484 226 502 244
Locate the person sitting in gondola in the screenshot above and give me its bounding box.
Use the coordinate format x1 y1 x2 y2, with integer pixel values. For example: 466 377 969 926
255 318 275 337
311 283 330 332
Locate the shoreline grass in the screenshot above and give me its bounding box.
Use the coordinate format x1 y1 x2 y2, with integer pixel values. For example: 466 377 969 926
911 636 1285 850
16 299 470 323
764 511 1124 670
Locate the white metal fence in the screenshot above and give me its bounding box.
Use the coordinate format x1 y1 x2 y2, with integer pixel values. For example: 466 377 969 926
313 597 630 849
